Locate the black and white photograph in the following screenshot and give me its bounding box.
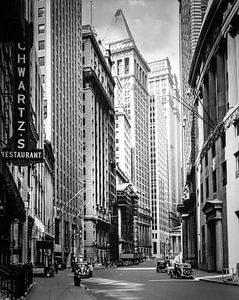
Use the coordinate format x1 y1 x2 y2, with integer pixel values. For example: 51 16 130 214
0 0 239 299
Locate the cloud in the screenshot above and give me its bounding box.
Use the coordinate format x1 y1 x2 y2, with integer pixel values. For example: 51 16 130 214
128 0 146 7
119 0 146 7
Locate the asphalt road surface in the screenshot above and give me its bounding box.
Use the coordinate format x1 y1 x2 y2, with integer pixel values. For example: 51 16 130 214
82 260 239 300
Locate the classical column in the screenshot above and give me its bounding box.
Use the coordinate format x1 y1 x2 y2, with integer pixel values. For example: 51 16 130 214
202 78 210 140
236 33 239 103
207 222 214 271
118 207 122 255
227 31 238 107
208 66 217 126
216 49 226 121
215 219 223 272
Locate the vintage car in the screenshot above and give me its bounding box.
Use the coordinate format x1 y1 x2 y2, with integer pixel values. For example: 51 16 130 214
74 262 92 286
156 259 167 273
168 263 194 279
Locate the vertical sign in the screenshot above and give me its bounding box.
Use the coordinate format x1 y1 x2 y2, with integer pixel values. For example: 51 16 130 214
1 41 43 164
13 42 29 150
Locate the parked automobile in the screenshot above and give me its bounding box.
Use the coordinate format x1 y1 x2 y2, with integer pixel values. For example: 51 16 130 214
74 262 91 286
156 259 167 273
168 263 194 279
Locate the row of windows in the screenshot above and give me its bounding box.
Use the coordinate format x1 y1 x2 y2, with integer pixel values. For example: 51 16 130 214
200 161 227 202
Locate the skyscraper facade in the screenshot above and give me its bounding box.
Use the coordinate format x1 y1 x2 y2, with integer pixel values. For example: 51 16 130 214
148 59 181 258
178 0 208 179
178 0 209 267
104 9 151 258
82 25 116 263
115 105 131 181
34 0 83 267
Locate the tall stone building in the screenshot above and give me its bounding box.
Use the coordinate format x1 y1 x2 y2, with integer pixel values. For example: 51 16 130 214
82 25 116 263
34 0 83 267
188 0 239 272
0 0 46 269
104 9 151 258
178 0 209 267
148 59 182 258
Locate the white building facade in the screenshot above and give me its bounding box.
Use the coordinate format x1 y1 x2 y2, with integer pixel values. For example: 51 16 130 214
104 9 152 258
148 59 182 258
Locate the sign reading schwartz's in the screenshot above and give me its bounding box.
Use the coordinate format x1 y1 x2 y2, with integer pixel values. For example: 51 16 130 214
1 42 43 165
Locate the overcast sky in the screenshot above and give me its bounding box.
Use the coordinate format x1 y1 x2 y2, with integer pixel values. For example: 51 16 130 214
82 0 180 80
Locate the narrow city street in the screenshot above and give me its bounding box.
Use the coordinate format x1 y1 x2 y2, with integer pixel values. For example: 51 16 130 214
27 259 239 300
82 259 239 300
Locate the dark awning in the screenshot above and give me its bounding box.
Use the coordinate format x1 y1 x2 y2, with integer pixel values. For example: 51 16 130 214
0 153 25 221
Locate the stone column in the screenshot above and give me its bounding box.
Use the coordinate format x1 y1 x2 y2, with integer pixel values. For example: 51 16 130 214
208 66 217 125
227 31 238 107
215 219 223 272
118 208 122 255
207 222 214 271
235 33 239 103
216 49 226 121
202 78 210 140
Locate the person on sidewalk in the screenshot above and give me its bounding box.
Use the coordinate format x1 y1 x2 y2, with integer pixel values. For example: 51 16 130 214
54 260 58 274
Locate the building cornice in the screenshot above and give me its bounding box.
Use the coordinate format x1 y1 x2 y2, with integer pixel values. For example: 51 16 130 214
82 24 115 84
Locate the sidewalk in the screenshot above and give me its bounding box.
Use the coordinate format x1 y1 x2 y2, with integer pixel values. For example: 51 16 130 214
193 269 239 286
25 268 96 300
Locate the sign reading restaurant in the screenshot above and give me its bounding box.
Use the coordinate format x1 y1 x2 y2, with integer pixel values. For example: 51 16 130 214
2 42 43 165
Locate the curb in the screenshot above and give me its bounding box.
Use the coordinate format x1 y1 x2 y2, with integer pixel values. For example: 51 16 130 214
80 283 97 300
199 278 239 286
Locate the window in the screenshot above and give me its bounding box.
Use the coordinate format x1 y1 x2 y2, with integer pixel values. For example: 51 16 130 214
38 24 45 34
212 170 217 193
221 132 226 148
212 143 216 158
125 57 129 74
235 120 239 136
222 161 227 186
55 218 60 244
39 56 45 66
200 183 203 203
235 151 239 178
38 40 45 50
38 7 45 18
153 242 157 255
205 152 208 166
206 177 209 198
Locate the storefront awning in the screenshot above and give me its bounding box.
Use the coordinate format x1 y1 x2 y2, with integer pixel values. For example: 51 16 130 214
0 153 25 221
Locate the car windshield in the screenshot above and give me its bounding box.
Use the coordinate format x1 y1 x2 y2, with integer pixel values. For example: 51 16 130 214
77 263 88 267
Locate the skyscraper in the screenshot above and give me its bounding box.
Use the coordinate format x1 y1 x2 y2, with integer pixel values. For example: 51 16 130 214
104 9 151 258
34 0 83 266
178 0 208 180
178 0 209 267
148 58 181 258
82 24 116 263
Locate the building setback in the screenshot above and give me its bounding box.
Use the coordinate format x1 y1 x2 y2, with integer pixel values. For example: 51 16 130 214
34 0 83 267
104 9 151 258
82 25 116 263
